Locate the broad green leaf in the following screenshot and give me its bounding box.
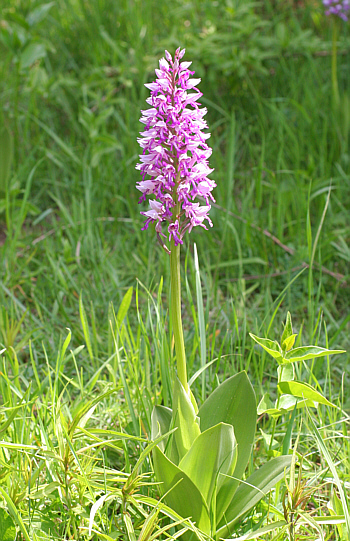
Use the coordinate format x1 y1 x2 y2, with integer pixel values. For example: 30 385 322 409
278 394 316 410
281 311 293 345
20 43 47 70
282 334 297 352
259 396 316 417
217 455 292 538
0 508 16 541
278 381 335 407
284 345 345 363
27 2 55 26
0 126 13 192
179 423 236 505
257 393 273 415
152 446 211 534
151 406 172 452
171 378 200 464
249 334 283 363
199 372 256 523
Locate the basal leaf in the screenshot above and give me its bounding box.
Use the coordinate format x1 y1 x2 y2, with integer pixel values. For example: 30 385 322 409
152 446 211 535
278 381 335 407
179 423 236 506
217 455 292 538
284 346 345 363
151 405 172 452
249 334 283 363
171 378 200 464
199 372 256 523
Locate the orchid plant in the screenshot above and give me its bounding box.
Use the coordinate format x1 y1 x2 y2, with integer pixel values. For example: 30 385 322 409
136 47 215 396
135 48 294 540
251 312 345 418
323 0 350 21
323 0 350 109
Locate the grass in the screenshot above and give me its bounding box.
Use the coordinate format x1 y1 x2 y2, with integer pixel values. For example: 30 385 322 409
0 0 350 539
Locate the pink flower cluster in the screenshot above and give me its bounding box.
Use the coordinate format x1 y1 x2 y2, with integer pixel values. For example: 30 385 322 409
323 0 350 20
136 48 216 247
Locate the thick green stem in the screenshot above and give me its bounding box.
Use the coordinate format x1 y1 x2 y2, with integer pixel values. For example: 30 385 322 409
331 19 340 109
170 237 188 393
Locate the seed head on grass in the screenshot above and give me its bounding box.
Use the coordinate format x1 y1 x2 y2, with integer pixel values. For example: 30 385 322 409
323 0 350 21
136 48 216 249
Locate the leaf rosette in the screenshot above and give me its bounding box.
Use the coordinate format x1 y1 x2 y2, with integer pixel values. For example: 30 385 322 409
151 371 291 539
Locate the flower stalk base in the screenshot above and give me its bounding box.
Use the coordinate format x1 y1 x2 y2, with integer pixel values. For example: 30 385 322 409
170 239 188 394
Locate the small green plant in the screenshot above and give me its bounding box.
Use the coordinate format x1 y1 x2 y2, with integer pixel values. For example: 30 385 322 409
250 312 345 417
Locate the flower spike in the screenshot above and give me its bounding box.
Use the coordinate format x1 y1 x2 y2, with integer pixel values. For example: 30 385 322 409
136 49 216 248
323 0 350 20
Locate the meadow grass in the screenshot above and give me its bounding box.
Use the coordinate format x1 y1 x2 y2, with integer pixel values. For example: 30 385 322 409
0 0 349 539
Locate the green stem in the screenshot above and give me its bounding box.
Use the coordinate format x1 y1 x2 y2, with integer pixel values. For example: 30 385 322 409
269 368 282 454
331 19 340 109
170 237 188 393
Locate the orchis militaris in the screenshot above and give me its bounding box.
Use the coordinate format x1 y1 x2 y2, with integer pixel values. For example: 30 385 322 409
136 47 215 393
136 50 293 540
136 47 215 248
323 1 349 108
135 50 345 541
323 0 350 20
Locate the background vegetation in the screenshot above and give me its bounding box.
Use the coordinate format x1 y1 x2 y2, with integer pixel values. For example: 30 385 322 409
0 0 349 539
